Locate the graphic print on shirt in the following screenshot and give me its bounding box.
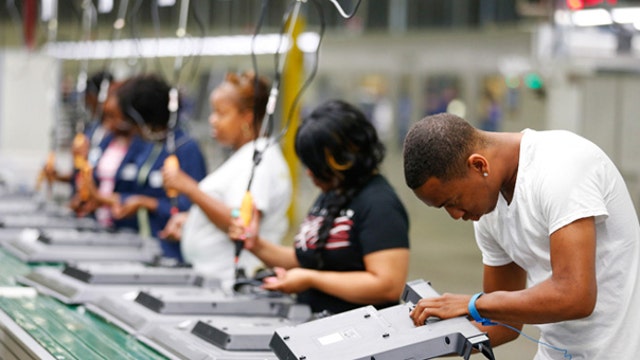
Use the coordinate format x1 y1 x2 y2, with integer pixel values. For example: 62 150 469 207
294 209 354 251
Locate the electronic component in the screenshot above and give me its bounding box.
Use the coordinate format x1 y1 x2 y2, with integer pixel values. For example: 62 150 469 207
269 279 495 360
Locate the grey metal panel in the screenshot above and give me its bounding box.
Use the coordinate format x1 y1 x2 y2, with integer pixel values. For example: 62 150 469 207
139 324 278 360
269 280 493 360
3 234 161 264
17 267 207 305
0 311 56 360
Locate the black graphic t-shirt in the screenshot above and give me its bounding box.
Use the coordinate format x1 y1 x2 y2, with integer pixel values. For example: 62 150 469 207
294 174 410 314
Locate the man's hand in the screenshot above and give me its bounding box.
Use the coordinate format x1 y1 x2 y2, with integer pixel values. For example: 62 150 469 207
409 293 472 326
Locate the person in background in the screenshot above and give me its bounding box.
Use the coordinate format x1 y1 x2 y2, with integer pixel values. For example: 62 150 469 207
69 79 127 219
161 71 292 284
230 99 410 315
73 74 207 263
84 70 115 164
402 113 640 359
40 71 115 189
110 74 207 262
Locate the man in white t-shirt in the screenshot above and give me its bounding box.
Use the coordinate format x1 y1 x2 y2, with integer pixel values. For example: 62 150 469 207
402 113 640 359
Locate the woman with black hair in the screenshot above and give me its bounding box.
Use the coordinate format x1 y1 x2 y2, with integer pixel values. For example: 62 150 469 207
110 74 207 262
75 74 207 262
230 99 410 315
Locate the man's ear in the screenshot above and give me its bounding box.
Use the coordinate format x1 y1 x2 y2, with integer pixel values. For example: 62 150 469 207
468 154 489 176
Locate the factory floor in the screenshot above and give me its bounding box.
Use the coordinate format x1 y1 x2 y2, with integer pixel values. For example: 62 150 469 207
291 143 540 359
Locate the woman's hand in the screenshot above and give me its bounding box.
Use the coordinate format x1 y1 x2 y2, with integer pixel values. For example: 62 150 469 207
111 194 151 219
228 203 260 249
161 166 198 196
111 195 142 219
159 212 188 241
69 195 100 217
261 267 315 294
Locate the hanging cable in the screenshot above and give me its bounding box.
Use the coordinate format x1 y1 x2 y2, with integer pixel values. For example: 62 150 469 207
230 0 326 279
36 0 59 197
244 0 328 194
128 0 147 73
328 0 362 19
163 0 193 216
282 0 325 142
242 0 307 214
43 0 59 46
126 0 146 73
249 0 304 163
494 322 573 359
248 0 326 158
150 0 170 80
72 0 97 203
184 1 206 84
92 0 130 131
74 0 96 135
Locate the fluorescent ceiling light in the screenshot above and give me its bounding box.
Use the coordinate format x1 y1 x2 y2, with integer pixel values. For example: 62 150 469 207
611 7 640 24
98 0 114 13
40 0 57 21
572 8 612 27
555 7 640 27
43 33 320 60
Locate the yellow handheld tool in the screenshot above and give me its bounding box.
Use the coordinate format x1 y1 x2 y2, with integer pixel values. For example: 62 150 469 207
163 154 180 215
232 191 254 276
36 152 56 191
239 191 253 227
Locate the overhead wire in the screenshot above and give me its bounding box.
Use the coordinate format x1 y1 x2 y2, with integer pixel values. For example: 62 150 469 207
328 0 362 19
231 0 327 280
150 0 170 80
163 0 196 216
74 0 97 134
36 0 60 196
249 0 326 162
184 1 206 85
244 0 309 194
72 0 97 203
282 0 325 143
93 0 130 129
128 0 148 73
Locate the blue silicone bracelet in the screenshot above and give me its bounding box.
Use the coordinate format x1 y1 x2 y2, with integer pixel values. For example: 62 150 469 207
468 292 495 326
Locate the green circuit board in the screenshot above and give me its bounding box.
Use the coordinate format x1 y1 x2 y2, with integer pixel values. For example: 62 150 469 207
0 295 168 359
0 248 33 286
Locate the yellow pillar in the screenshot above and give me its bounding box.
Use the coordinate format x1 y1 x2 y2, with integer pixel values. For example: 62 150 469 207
281 14 305 226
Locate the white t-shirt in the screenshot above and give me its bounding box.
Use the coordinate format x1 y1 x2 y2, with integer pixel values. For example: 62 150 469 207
181 138 292 286
474 129 640 360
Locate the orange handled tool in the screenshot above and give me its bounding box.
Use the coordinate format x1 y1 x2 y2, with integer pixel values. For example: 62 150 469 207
163 154 180 215
36 152 56 191
76 158 92 202
72 133 89 169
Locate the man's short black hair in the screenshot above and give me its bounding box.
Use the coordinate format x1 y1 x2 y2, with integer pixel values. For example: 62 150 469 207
403 113 478 189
